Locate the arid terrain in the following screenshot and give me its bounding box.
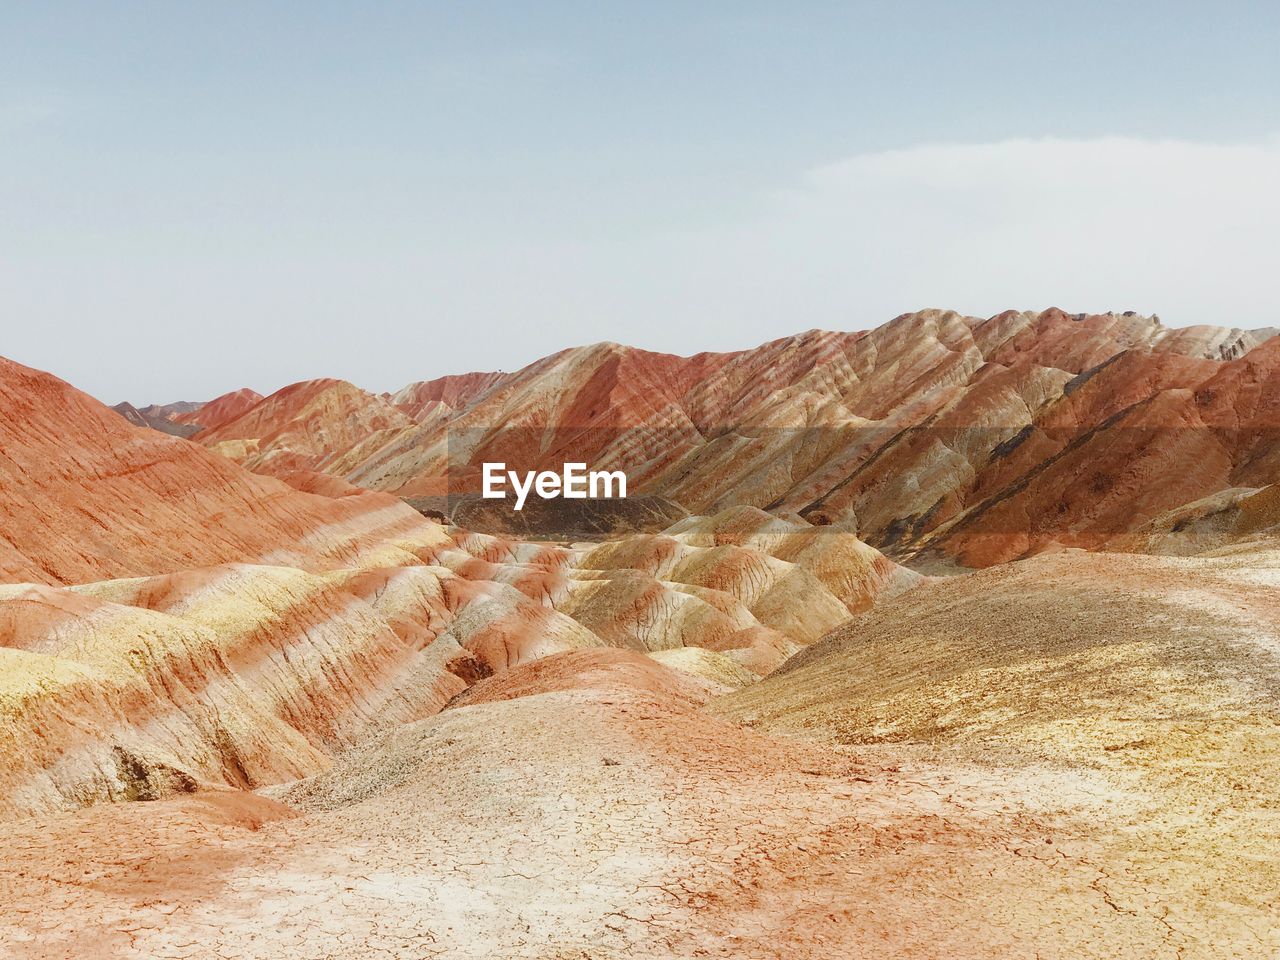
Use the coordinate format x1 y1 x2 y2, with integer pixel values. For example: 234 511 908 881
2 310 1279 959
179 308 1280 566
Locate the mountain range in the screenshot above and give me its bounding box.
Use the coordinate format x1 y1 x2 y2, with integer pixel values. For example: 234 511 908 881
123 308 1280 566
3 308 1278 958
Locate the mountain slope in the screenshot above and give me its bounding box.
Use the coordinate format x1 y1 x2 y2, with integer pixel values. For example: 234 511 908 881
0 353 917 816
389 370 509 420
2 339 1276 957
172 386 263 431
0 357 439 585
182 308 1278 566
717 546 1280 954
193 378 415 478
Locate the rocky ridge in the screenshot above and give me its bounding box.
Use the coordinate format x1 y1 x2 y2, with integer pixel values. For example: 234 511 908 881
182 309 1279 567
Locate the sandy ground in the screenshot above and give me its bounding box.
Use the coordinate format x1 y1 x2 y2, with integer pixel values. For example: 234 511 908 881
719 548 1280 960
2 683 1253 960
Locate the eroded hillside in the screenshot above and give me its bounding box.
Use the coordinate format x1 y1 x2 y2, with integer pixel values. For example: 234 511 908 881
181 309 1279 567
2 332 1279 958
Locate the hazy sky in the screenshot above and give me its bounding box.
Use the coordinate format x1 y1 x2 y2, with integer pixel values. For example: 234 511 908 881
2 2 1278 402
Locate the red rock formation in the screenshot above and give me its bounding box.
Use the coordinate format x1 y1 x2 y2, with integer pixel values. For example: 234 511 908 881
0 356 438 585
2 332 1277 956
9 539 1278 959
181 309 1276 566
0 366 918 814
390 370 509 420
273 469 369 498
0 353 919 815
193 378 415 478
173 386 263 431
909 333 1280 565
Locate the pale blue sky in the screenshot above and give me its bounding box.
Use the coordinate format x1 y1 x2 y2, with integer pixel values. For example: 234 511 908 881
2 2 1278 401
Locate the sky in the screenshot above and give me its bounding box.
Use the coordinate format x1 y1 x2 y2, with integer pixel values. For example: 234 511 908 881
2 1 1278 403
